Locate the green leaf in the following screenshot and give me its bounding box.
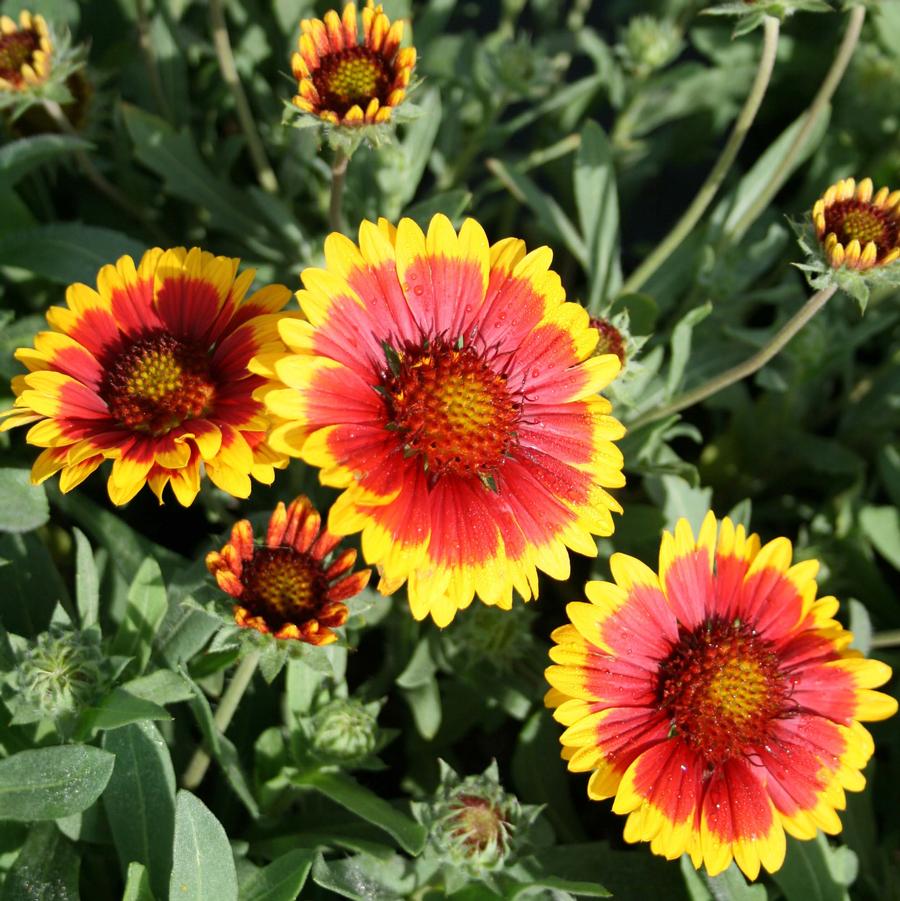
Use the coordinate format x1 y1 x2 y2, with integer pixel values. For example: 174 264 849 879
293 770 427 856
667 302 713 396
112 557 169 673
681 859 766 900
0 822 80 901
575 121 622 313
73 527 99 628
237 849 315 901
0 133 91 186
0 531 68 635
169 790 238 901
121 104 265 242
309 851 417 901
0 468 49 533
877 445 900 509
122 668 195 706
0 313 43 380
859 506 900 570
102 721 176 900
771 834 857 901
78 687 171 734
510 875 610 898
0 223 146 284
402 188 471 227
0 745 115 821
487 157 587 267
400 677 442 740
123 861 157 901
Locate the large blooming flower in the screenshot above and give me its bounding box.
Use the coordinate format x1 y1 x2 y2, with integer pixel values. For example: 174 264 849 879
813 177 900 271
252 214 625 626
206 495 370 645
545 513 897 880
290 1 416 126
0 10 51 91
0 247 293 506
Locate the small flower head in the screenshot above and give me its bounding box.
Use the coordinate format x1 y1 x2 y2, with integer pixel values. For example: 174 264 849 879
589 317 627 367
9 624 107 724
416 761 538 881
206 496 371 646
290 1 416 135
0 10 51 91
813 177 900 271
617 16 683 79
546 512 897 880
310 697 381 763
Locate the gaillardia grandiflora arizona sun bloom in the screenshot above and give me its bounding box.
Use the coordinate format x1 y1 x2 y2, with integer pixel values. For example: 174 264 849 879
0 248 294 506
206 495 371 645
813 177 900 271
0 10 51 91
291 1 416 127
252 214 625 626
545 513 897 880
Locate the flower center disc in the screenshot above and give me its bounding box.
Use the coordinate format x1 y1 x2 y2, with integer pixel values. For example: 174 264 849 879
381 340 520 480
240 547 328 627
312 47 390 116
101 330 215 435
0 30 38 85
657 619 786 761
449 795 510 854
824 200 898 257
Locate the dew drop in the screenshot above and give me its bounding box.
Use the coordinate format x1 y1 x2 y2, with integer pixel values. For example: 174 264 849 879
413 285 424 296
531 367 541 378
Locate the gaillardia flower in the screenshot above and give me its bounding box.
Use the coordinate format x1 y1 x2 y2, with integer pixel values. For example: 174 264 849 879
545 513 897 880
206 495 371 645
252 214 625 626
291 1 416 126
813 177 900 271
0 10 51 91
0 248 293 506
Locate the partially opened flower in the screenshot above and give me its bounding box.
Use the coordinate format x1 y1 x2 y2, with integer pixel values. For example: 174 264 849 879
0 10 51 91
290 1 416 127
206 495 371 645
0 247 293 506
252 214 625 626
813 177 900 271
545 513 897 880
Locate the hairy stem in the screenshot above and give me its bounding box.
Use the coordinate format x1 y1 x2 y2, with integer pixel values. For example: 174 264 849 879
208 0 279 194
621 16 780 295
329 148 350 233
727 5 865 242
629 283 838 430
182 649 261 790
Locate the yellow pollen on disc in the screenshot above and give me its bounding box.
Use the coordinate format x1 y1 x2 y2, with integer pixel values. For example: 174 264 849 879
840 208 885 245
329 56 380 102
242 547 324 621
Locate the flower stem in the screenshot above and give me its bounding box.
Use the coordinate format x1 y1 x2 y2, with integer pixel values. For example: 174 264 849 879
135 0 172 122
329 148 350 233
870 630 900 650
628 283 838 430
621 16 780 295
41 99 166 242
208 0 279 195
727 5 866 242
182 649 261 790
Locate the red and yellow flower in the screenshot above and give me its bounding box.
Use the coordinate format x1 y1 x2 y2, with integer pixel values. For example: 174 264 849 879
206 495 371 645
252 214 625 627
813 177 900 271
291 1 416 126
0 247 294 506
0 10 51 91
546 513 897 879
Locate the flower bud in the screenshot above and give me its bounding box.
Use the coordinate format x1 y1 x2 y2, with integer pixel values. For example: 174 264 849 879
310 698 380 763
617 16 682 79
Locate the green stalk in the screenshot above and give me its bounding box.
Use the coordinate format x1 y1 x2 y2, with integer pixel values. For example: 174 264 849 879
208 0 279 194
135 0 172 122
621 16 780 295
182 649 261 790
329 148 350 233
727 5 866 242
628 283 838 430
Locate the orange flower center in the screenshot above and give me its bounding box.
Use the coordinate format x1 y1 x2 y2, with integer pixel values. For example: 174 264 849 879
381 340 520 481
312 47 390 116
824 200 898 258
657 619 786 762
101 330 215 436
448 795 510 854
0 30 38 86
240 547 328 627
